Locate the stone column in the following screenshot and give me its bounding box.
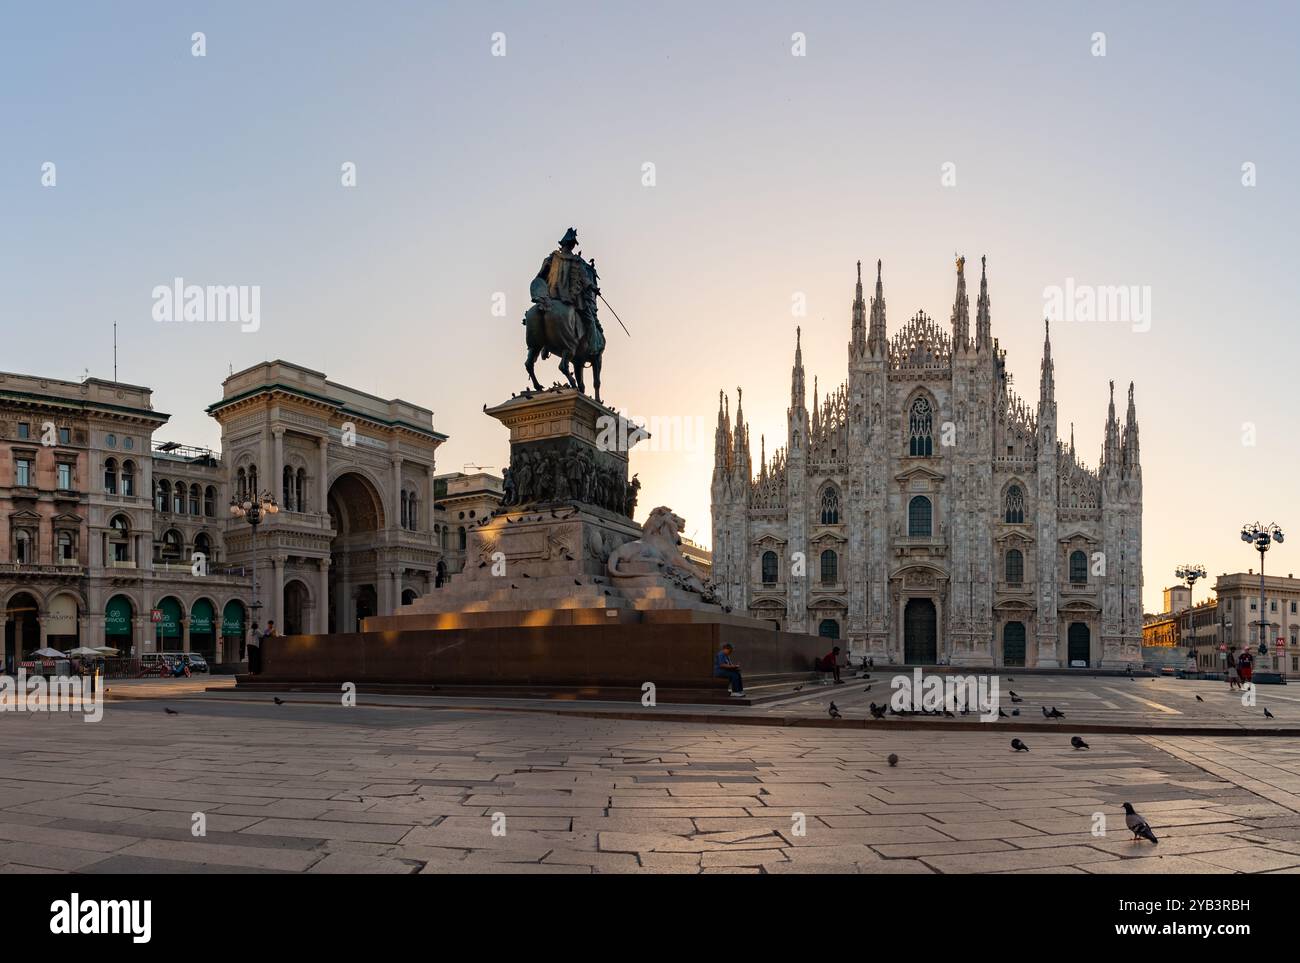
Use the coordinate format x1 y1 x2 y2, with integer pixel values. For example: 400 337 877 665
895 591 905 663
269 556 283 632
260 426 272 497
136 615 154 654
273 427 285 507
318 436 329 516
317 558 331 633
391 456 403 531
936 593 945 663
182 617 191 654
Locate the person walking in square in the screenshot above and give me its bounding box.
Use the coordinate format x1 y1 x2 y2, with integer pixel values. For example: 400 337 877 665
713 643 745 698
1226 647 1239 690
247 621 262 675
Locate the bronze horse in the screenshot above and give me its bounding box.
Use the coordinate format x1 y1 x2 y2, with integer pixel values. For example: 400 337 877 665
523 294 605 404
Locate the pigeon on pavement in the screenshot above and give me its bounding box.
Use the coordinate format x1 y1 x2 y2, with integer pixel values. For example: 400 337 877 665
998 707 1009 718
1011 738 1029 752
869 703 887 720
1122 802 1158 844
1045 706 1065 719
1265 708 1275 719
273 697 285 705
1195 695 1204 702
828 702 841 719
1071 736 1089 750
887 753 898 767
164 707 179 715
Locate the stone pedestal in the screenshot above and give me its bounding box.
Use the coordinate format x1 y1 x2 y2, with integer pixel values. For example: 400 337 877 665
389 388 724 624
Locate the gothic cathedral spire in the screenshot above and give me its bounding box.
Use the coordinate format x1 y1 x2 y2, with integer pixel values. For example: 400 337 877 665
951 254 970 348
975 254 992 349
868 260 887 356
850 259 867 359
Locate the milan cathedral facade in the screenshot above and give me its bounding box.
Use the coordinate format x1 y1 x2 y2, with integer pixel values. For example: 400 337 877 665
710 257 1143 668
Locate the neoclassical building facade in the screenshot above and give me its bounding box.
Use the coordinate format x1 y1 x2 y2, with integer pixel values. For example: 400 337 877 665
0 371 248 666
208 361 447 636
711 258 1144 668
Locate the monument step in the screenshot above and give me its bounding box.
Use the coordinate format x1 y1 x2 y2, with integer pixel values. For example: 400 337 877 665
230 671 821 706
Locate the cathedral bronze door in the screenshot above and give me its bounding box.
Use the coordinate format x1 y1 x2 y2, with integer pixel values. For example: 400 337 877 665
1002 621 1026 667
1067 622 1090 666
904 598 937 664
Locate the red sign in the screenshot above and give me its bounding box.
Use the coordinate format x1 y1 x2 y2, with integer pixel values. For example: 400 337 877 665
151 609 163 623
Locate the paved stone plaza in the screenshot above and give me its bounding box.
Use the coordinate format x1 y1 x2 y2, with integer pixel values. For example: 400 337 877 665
0 676 1298 874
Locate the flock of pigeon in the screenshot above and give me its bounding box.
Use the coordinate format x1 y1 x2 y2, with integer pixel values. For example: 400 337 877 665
814 673 1293 847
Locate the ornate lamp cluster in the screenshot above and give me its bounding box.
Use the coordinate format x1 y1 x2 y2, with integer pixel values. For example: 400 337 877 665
1174 563 1207 657
229 491 280 523
229 492 279 631
1241 522 1284 656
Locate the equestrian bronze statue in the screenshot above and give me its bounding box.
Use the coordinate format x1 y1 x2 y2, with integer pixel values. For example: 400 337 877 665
523 227 606 403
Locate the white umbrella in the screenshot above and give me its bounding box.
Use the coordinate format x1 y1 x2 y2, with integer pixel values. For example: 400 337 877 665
93 646 121 656
31 647 66 658
67 646 103 658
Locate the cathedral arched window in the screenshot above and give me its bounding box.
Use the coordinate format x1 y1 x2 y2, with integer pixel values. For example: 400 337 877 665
1005 548 1024 584
820 549 838 585
400 491 408 528
283 466 295 511
1069 549 1088 584
908 496 932 537
1004 485 1025 524
158 479 171 512
820 486 840 525
908 397 933 457
761 551 778 584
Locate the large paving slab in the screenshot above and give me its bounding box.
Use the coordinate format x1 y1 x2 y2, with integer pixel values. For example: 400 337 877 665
1 690 1299 874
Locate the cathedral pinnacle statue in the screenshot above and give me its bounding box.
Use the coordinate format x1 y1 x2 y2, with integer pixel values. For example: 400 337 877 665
523 227 606 403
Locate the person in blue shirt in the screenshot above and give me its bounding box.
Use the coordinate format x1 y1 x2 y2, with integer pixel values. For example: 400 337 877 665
714 644 745 697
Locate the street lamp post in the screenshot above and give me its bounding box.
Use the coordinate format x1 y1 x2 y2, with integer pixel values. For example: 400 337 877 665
1241 522 1284 666
1174 563 1206 663
230 490 279 655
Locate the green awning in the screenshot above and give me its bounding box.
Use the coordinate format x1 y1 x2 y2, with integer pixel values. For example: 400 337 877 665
221 600 245 636
156 597 182 640
105 595 133 637
190 598 215 635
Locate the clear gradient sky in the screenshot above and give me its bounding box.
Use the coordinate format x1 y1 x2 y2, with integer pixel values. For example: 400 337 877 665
3 2 1298 613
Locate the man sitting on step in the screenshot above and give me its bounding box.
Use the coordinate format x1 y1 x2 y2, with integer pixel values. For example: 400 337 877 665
713 643 745 698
